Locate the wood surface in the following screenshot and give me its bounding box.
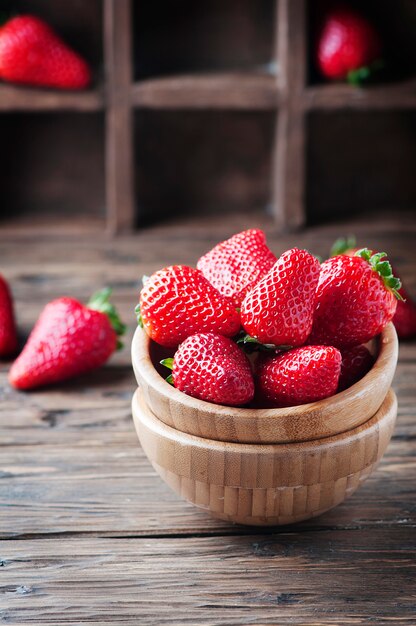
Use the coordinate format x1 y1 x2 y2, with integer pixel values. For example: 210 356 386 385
0 213 415 622
132 324 398 444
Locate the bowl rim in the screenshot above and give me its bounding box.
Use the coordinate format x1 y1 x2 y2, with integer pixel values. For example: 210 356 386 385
131 322 398 420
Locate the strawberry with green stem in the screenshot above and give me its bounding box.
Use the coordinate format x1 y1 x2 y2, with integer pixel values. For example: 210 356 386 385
9 288 125 390
330 237 416 340
309 249 400 349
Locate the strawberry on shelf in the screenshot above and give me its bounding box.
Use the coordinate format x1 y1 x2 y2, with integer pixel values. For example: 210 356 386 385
316 4 383 85
0 15 91 89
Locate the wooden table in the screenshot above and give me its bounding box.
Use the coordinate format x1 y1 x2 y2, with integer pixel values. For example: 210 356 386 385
1 211 415 625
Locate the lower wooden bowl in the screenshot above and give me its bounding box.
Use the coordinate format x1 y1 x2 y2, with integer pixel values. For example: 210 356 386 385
132 387 397 526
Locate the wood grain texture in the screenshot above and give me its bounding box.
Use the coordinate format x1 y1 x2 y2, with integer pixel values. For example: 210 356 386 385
0 214 415 623
131 73 279 110
2 531 416 625
104 0 135 233
0 85 104 112
132 389 397 526
132 323 398 444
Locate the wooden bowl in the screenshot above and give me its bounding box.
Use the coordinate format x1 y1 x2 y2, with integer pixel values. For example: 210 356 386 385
132 323 398 444
132 388 397 526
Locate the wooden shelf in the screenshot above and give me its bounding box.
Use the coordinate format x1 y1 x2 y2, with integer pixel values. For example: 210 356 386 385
0 84 104 112
305 79 416 111
131 72 280 110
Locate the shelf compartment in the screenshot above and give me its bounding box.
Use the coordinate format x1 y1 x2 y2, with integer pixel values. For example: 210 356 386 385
132 73 279 111
134 110 275 225
306 110 416 224
304 80 416 111
133 0 276 80
0 112 105 228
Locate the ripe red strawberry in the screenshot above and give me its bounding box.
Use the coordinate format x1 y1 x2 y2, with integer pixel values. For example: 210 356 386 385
197 229 277 307
309 249 399 349
240 248 321 347
331 237 416 340
256 345 342 408
137 265 240 348
162 333 254 407
391 286 416 340
338 345 374 392
9 289 125 390
0 15 91 89
0 274 18 357
316 5 382 84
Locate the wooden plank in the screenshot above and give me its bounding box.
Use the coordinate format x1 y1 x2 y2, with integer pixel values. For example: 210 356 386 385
305 80 416 111
131 73 280 110
1 530 415 624
0 85 104 112
103 0 135 234
272 0 307 230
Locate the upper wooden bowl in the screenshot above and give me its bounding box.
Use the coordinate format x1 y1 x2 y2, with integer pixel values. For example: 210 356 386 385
132 323 398 444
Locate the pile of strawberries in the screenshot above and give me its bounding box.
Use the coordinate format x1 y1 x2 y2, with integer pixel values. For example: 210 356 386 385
137 229 414 409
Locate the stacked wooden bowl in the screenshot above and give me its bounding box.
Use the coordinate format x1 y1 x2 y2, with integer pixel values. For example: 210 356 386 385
131 323 398 526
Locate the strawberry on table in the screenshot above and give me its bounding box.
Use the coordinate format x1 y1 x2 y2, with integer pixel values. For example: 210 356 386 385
338 345 374 392
309 249 400 349
256 345 342 408
316 4 382 84
240 248 321 347
162 333 254 407
9 288 125 390
0 274 18 357
137 265 240 348
0 15 91 89
330 237 416 340
197 229 276 307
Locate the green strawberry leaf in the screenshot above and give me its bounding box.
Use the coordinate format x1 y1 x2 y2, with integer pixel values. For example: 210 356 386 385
88 287 127 349
134 303 143 328
330 236 356 257
347 59 384 87
355 248 403 300
165 374 174 386
236 333 292 354
160 358 174 370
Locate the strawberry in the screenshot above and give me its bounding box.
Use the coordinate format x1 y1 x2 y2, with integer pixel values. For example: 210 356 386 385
0 274 18 357
331 237 416 340
391 287 416 340
338 345 374 392
9 288 125 390
162 333 254 407
196 229 277 307
137 265 240 348
316 5 382 84
0 15 91 89
309 249 400 349
240 248 321 347
256 345 342 408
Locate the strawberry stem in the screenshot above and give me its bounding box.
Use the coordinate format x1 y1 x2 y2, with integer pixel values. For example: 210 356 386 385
330 235 356 257
88 288 127 348
236 333 292 353
134 303 143 328
347 59 384 86
355 248 404 300
160 359 174 385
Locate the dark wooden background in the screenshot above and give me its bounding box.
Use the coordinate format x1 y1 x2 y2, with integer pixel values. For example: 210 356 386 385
0 0 415 233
